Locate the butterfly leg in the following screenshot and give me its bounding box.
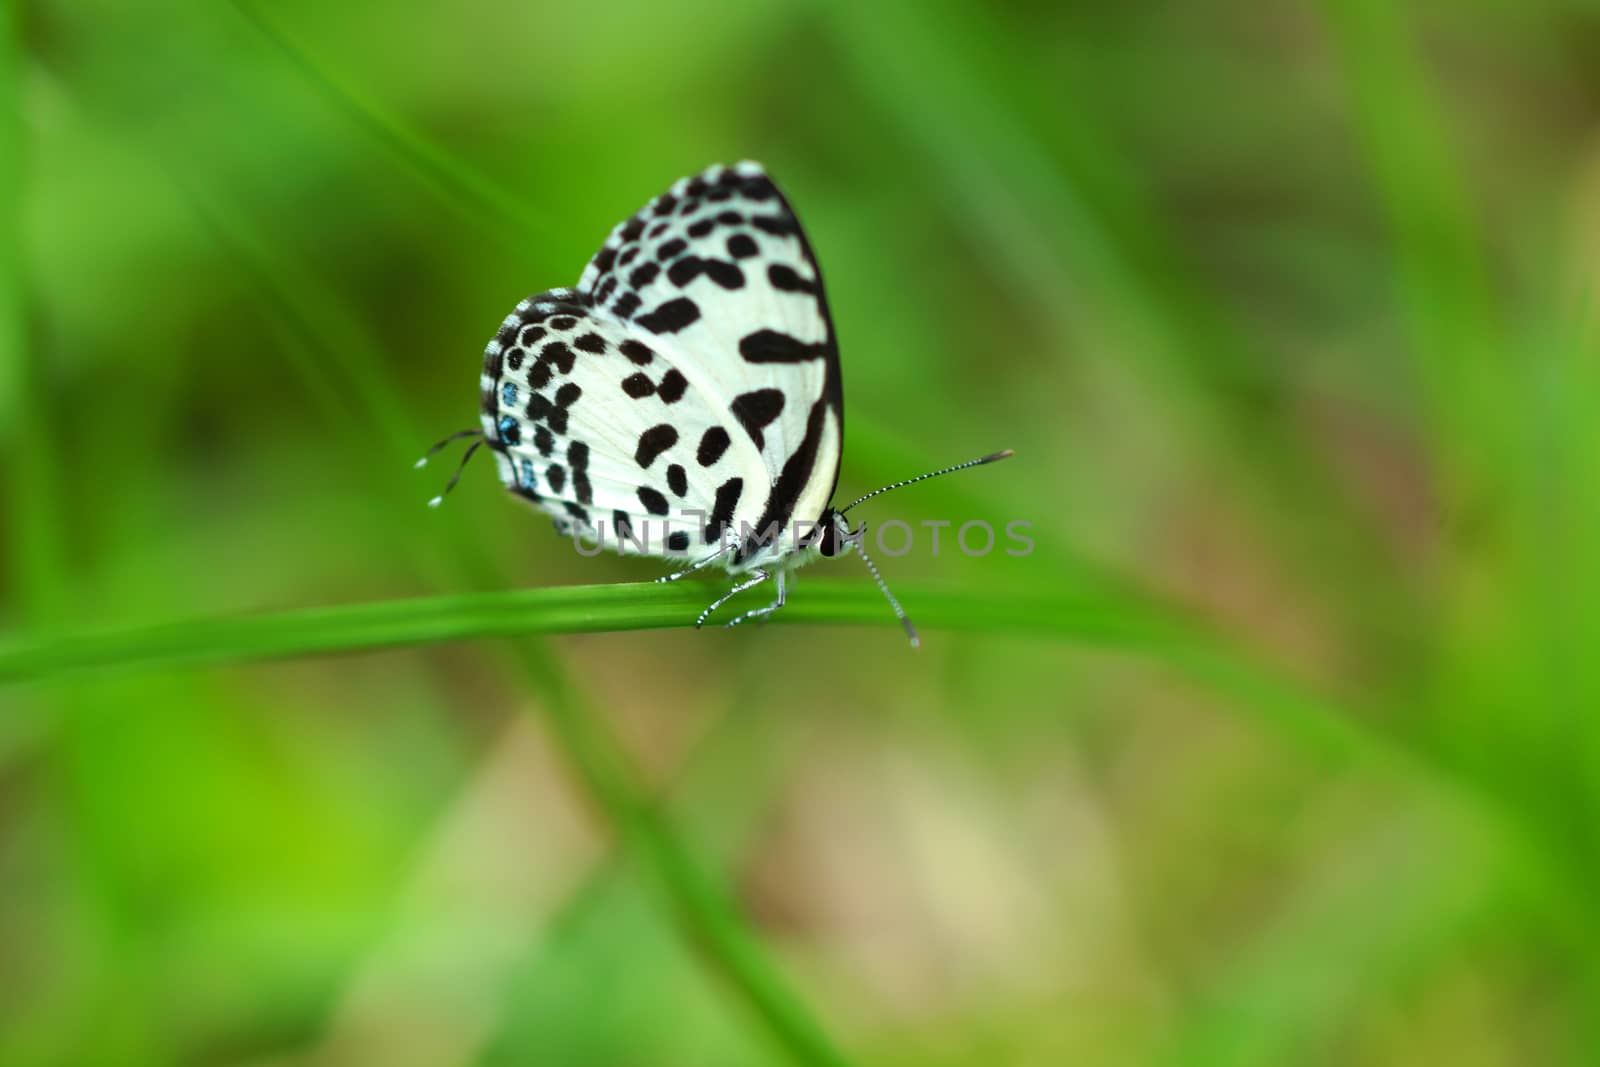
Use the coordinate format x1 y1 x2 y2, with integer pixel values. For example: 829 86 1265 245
723 571 788 630
695 570 769 629
658 545 733 583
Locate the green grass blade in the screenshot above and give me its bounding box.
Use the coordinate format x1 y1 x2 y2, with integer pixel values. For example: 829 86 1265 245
0 576 1392 771
0 579 1161 682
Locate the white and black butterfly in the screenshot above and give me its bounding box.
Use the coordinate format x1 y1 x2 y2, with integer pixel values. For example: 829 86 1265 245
424 162 1010 644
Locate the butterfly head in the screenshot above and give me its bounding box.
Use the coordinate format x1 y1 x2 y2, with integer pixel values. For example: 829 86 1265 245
816 508 858 560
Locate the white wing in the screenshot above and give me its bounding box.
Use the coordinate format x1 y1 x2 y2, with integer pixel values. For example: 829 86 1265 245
480 162 843 568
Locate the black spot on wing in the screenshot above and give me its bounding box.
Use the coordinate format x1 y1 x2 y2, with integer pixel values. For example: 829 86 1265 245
574 332 607 354
706 477 743 543
726 234 758 259
752 215 797 237
707 260 748 289
697 426 730 467
637 486 670 515
739 329 827 363
569 441 593 505
545 464 566 494
667 257 745 290
622 373 655 399
731 389 785 450
635 424 678 468
768 264 816 294
628 262 660 289
620 340 655 365
636 297 700 334
656 369 687 404
667 530 691 551
543 341 575 374
667 463 688 498
740 175 777 201
612 292 641 319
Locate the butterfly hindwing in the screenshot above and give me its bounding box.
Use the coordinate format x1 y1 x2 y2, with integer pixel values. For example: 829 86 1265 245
481 162 844 568
482 297 762 557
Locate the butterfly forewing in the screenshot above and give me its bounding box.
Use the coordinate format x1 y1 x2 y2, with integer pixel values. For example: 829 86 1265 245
481 162 843 568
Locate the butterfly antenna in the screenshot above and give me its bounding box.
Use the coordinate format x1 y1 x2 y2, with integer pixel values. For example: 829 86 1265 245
414 428 482 469
427 438 485 508
839 450 1014 515
855 523 919 649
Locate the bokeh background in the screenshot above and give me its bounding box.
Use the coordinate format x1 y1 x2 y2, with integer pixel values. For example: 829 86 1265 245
6 0 1600 1063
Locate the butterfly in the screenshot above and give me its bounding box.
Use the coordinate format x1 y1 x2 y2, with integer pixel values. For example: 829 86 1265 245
423 162 1010 645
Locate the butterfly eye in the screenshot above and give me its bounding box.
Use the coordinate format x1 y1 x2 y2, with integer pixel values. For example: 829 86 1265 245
817 513 841 557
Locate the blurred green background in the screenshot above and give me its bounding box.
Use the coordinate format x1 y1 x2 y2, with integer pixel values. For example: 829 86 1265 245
6 0 1600 1063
